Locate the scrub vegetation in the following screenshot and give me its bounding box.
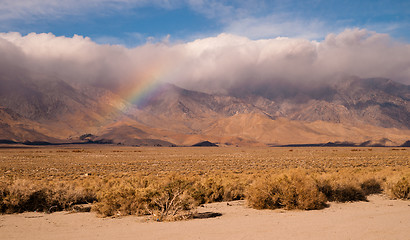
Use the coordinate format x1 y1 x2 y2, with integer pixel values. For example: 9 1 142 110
0 146 408 221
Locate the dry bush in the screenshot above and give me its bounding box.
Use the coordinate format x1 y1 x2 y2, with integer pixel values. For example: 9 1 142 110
94 174 247 220
360 178 383 195
146 177 195 221
0 179 50 213
315 173 364 202
191 178 224 204
222 178 247 201
189 174 247 205
0 179 96 213
246 170 387 211
314 171 385 202
47 182 96 212
93 187 149 217
315 179 366 202
388 177 410 200
246 171 327 210
93 177 151 217
94 176 196 221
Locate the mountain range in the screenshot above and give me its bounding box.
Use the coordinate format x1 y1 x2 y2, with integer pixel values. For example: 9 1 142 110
0 74 409 147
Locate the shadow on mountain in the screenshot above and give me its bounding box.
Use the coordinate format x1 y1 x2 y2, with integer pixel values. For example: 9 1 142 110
192 141 218 147
401 140 410 147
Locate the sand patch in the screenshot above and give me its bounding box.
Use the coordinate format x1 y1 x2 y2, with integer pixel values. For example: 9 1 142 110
0 195 409 240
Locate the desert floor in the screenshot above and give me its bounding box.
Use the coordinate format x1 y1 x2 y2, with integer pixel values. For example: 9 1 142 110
1 194 409 240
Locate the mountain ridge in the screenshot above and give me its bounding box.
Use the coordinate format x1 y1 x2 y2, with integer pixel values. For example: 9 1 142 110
0 76 409 146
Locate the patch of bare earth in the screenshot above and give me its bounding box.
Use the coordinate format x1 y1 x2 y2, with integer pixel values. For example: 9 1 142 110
1 194 409 240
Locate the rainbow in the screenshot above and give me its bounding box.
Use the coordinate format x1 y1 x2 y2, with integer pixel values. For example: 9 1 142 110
121 65 168 108
104 60 177 121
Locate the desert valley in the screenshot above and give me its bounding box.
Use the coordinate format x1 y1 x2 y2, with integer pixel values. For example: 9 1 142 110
1 1 410 239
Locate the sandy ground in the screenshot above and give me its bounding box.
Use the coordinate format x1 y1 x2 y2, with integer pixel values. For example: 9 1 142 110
1 195 409 240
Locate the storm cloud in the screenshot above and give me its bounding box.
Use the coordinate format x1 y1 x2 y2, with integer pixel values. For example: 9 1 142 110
0 28 409 96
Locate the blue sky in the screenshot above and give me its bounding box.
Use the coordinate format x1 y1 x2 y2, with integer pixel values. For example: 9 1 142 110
0 0 409 46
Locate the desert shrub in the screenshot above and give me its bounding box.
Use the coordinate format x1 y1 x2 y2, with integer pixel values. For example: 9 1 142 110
93 186 149 217
1 167 407 219
189 175 247 205
360 178 383 195
201 178 225 202
0 179 96 213
146 177 195 221
93 177 151 217
94 176 196 221
330 184 366 202
246 172 327 210
290 173 327 210
315 176 366 202
315 179 333 200
95 174 246 220
190 178 224 204
0 180 51 213
223 179 246 201
314 172 387 202
388 177 410 200
47 181 96 212
246 176 279 209
189 181 207 204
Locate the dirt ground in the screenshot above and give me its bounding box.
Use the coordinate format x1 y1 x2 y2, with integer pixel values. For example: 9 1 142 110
1 194 409 240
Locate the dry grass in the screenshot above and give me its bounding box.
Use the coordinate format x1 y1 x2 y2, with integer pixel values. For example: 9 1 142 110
0 146 408 220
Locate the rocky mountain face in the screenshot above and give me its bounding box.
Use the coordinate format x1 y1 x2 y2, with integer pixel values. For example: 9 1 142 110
248 77 410 129
0 75 409 146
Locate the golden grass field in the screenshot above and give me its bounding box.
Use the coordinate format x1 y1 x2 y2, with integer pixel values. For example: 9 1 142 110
0 145 409 221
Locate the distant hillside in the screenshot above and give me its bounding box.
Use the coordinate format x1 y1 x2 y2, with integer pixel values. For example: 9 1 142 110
0 75 409 146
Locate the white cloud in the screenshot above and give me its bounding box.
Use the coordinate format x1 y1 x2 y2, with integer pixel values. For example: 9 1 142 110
168 29 410 93
224 15 328 40
0 32 132 89
0 29 409 97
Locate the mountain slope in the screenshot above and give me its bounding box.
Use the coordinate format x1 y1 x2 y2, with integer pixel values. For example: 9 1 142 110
0 76 409 146
245 77 410 129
